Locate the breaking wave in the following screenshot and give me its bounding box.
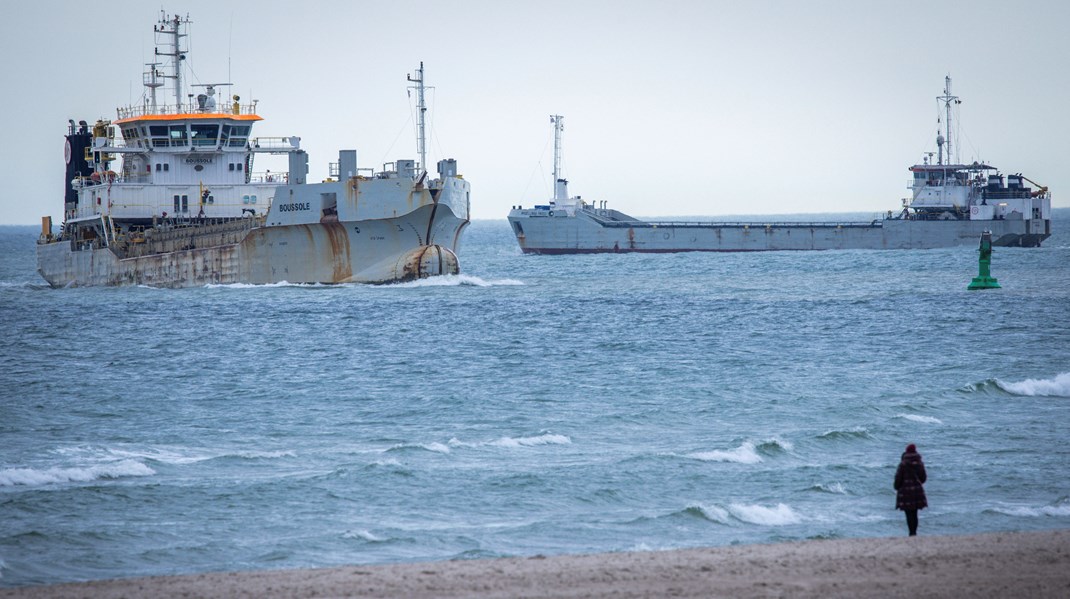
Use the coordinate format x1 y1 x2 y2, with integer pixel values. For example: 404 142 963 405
688 442 762 464
342 529 388 542
485 433 571 448
386 274 525 288
809 482 849 494
817 427 872 441
895 414 943 424
987 501 1070 518
728 503 802 525
386 442 452 454
0 460 155 487
104 447 295 464
687 438 789 464
995 372 1070 397
683 504 731 524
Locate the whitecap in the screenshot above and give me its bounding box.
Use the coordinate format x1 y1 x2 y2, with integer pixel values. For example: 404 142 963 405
896 414 943 424
810 482 848 494
487 433 571 448
688 441 762 464
0 460 155 487
728 502 801 525
756 437 794 452
384 274 525 289
342 529 387 542
422 442 451 454
688 503 731 524
817 427 871 440
995 372 1070 397
387 442 451 454
990 503 1070 518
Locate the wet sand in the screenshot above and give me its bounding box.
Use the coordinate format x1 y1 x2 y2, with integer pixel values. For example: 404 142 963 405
4 529 1068 598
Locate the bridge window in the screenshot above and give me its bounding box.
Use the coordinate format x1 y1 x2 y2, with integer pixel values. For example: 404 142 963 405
150 125 169 147
225 124 250 147
169 125 188 146
191 124 220 147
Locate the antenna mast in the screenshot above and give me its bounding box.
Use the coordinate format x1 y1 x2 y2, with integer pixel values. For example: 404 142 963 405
407 62 428 172
937 75 960 165
551 115 565 200
154 12 191 111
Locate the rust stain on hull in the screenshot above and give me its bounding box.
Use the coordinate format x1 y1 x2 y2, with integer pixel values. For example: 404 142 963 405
321 222 352 282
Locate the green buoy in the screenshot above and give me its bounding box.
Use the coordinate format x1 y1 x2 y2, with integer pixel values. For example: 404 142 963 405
967 231 1001 290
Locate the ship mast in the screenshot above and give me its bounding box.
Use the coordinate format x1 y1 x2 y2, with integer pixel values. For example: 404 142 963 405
154 12 191 111
937 75 960 165
551 114 566 201
407 62 428 172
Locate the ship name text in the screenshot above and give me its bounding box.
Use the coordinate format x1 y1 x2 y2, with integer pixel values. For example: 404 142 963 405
278 202 311 212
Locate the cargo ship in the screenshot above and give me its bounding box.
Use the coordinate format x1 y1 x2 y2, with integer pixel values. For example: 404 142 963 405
508 79 1051 253
37 12 470 287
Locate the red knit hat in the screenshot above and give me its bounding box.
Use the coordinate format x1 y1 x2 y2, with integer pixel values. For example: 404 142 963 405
905 443 917 453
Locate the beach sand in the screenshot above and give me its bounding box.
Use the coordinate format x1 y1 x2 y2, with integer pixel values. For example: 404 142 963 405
4 529 1068 598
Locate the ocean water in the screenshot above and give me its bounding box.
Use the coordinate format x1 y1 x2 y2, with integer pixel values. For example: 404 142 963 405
1 212 1069 588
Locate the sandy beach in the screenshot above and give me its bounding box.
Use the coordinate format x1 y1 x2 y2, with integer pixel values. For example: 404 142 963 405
4 529 1068 598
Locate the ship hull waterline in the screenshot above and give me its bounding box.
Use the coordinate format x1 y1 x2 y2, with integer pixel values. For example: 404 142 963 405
510 213 1050 254
37 204 467 288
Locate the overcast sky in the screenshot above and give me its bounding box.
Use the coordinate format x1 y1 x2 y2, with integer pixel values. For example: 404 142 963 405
2 0 1067 224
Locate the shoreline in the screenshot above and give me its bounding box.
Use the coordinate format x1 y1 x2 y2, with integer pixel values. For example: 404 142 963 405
3 529 1068 598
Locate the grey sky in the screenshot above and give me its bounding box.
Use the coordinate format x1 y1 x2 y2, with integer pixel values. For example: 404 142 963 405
2 0 1067 224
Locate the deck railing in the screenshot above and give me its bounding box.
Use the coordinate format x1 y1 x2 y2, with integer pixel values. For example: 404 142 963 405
116 103 260 120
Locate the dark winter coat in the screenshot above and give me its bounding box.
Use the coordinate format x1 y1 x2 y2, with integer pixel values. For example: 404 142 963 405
894 450 928 510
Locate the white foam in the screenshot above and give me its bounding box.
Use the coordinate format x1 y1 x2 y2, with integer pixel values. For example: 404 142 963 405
203 280 318 289
342 529 386 542
691 504 731 524
991 504 1070 518
757 437 794 452
106 447 295 464
728 503 802 525
385 274 525 289
688 441 762 464
996 372 1070 397
0 460 155 487
813 482 848 494
896 414 943 424
487 433 571 448
422 442 452 454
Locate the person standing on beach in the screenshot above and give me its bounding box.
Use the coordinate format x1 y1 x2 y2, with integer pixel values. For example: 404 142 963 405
894 443 928 536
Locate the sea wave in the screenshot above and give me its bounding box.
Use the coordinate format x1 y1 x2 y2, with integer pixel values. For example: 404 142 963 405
683 504 731 524
385 274 525 288
386 442 452 454
995 372 1070 397
728 502 802 525
105 447 296 464
817 427 872 441
0 460 155 487
809 482 849 495
486 433 571 448
895 414 943 424
987 502 1070 518
687 441 762 464
342 529 388 542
